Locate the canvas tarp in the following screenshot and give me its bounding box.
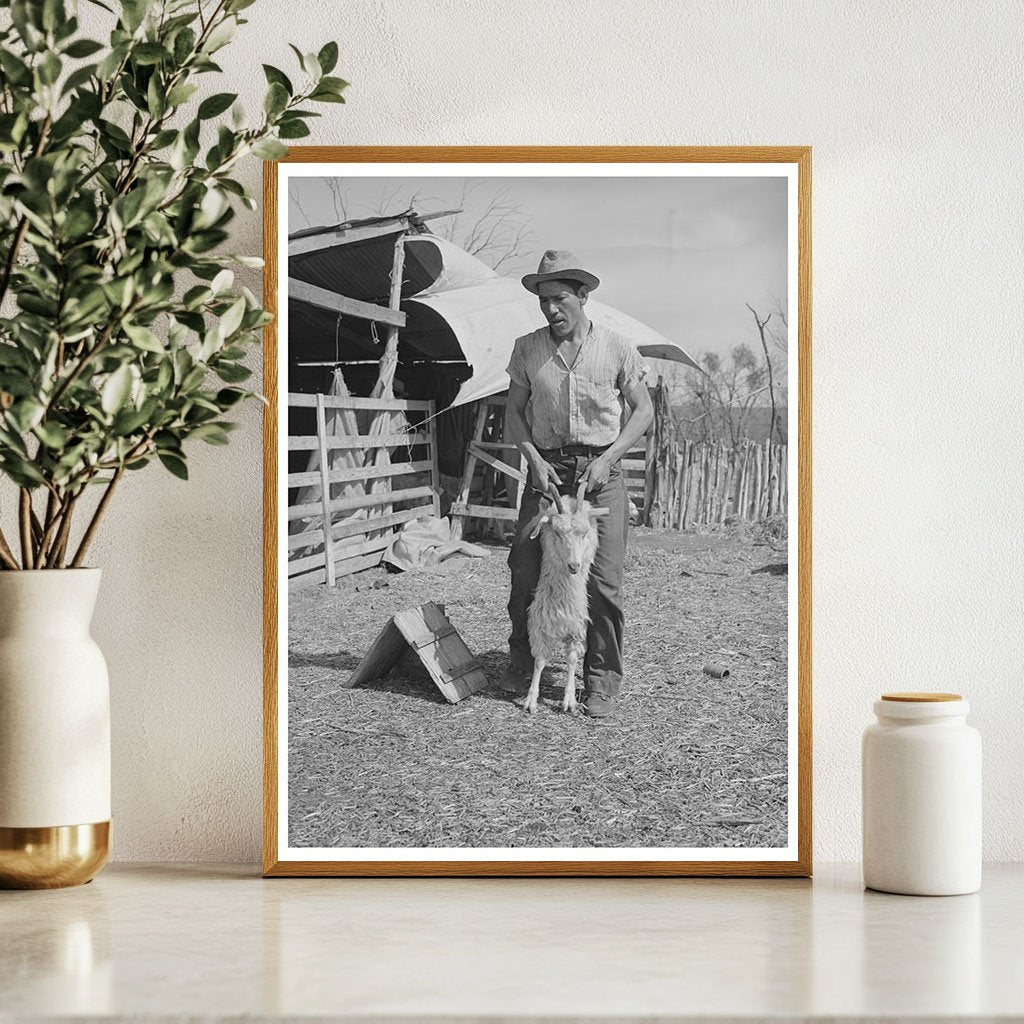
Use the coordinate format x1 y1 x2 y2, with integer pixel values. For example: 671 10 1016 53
407 274 701 409
289 229 700 410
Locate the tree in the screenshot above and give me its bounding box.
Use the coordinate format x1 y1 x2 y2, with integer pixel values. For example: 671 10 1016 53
432 181 533 272
679 344 770 445
288 177 534 273
746 303 781 445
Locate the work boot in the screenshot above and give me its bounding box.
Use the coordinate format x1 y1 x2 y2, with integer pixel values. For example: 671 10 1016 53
582 691 616 719
496 664 532 695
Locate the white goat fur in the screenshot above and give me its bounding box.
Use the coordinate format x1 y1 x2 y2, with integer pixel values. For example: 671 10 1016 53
521 489 602 714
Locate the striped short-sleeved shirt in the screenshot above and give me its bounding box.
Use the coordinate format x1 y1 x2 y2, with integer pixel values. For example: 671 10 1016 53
505 321 650 448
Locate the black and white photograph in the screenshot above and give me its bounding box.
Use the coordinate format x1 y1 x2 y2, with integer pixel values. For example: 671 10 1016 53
266 150 810 875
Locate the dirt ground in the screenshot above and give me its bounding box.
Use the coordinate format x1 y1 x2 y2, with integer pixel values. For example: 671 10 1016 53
287 524 789 851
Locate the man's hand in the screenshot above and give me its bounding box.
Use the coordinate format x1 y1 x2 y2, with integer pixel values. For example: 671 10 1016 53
528 456 563 493
579 454 612 494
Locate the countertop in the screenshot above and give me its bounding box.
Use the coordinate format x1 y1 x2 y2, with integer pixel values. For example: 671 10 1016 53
2 862 1022 1022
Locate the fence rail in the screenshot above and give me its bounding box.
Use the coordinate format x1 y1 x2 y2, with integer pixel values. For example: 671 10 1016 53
287 392 440 591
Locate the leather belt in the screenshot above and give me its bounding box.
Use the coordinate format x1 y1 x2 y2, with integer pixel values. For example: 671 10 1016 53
537 444 611 457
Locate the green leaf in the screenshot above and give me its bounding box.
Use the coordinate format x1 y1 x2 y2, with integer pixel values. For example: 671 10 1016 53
0 50 33 87
251 137 287 160
38 51 62 86
198 91 236 119
145 74 164 117
210 268 233 294
158 452 188 479
42 0 67 33
121 0 152 33
203 16 236 53
172 26 196 65
309 87 346 104
63 38 104 58
101 364 133 415
318 41 339 75
278 120 310 139
262 64 292 94
189 423 230 445
112 405 151 435
264 82 288 118
218 295 246 339
216 388 247 408
34 421 70 449
132 42 168 66
9 399 45 432
318 75 349 93
213 361 251 384
166 82 199 107
123 321 164 353
96 43 128 81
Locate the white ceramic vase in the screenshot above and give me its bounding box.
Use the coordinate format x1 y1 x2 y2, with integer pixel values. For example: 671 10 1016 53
0 569 111 888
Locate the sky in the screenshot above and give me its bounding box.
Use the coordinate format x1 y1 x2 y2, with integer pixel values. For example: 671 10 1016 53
288 174 789 366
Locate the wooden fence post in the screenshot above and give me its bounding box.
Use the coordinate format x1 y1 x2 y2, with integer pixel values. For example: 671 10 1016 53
427 400 441 518
315 392 336 587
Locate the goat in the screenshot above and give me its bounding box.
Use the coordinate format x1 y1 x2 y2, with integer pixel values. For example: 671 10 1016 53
520 481 605 715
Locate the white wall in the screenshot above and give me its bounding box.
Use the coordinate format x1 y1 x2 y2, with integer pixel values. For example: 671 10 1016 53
74 0 1023 862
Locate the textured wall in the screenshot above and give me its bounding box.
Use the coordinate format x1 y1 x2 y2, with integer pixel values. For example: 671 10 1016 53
70 0 1023 862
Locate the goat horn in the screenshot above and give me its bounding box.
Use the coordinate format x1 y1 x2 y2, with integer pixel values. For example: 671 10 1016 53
576 479 588 505
546 483 566 514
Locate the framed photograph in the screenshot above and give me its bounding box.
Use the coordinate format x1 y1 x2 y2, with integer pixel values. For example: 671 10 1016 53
263 147 811 876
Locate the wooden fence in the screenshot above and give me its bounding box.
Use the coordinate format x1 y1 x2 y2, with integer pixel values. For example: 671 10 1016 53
631 437 787 529
287 393 440 591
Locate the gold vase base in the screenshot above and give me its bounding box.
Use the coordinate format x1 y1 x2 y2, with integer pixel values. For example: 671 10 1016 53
0 821 110 889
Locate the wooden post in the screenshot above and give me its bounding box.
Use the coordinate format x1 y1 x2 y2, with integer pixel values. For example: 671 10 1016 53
315 392 336 587
682 445 698 531
450 400 489 541
672 445 685 530
360 234 410 545
374 233 407 398
427 401 441 518
718 449 734 526
675 440 689 529
711 444 722 523
741 440 749 520
643 430 656 527
780 445 788 513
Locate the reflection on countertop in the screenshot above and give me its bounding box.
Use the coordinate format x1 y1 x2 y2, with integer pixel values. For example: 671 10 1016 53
2 862 1021 1019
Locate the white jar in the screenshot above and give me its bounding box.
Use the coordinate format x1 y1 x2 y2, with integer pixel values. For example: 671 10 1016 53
862 692 981 896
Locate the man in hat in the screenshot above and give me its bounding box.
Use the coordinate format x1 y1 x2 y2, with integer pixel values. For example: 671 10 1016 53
499 250 654 718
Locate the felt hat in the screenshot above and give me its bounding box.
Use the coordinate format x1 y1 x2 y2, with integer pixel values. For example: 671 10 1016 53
521 249 600 294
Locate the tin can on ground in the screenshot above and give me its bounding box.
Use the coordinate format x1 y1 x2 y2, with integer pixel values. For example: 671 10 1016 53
861 692 981 896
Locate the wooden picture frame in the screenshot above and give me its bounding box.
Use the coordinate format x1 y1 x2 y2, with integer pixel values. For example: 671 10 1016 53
263 147 812 877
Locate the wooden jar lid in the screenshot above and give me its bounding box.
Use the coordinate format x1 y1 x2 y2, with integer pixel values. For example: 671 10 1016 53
881 692 962 702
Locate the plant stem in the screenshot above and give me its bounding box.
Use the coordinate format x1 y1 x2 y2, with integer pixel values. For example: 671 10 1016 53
0 528 19 570
70 465 124 568
45 492 79 569
18 489 34 569
36 487 67 566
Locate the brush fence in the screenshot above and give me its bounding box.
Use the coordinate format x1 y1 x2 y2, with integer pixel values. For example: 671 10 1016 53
287 393 441 590
632 437 788 529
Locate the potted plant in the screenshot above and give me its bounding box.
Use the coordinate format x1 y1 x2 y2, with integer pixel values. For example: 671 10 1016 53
0 0 345 887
